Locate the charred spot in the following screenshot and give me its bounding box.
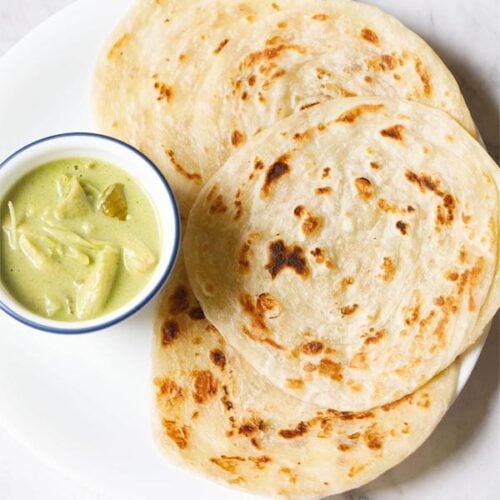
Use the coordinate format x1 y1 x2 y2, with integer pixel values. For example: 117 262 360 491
231 129 245 147
293 205 305 217
301 213 322 235
318 358 343 381
327 408 374 420
354 177 374 200
192 370 218 404
162 419 190 449
407 205 415 212
367 54 396 72
213 38 229 54
370 161 380 170
164 148 201 183
168 285 189 314
445 271 459 281
238 417 266 436
154 81 173 102
315 186 332 195
178 53 186 62
265 240 308 279
361 27 380 45
322 167 331 178
241 91 249 101
239 43 306 71
248 74 257 86
396 220 408 235
210 349 226 370
335 104 385 124
161 320 180 346
188 307 205 320
340 304 359 316
278 421 308 439
300 101 320 111
261 161 290 197
404 170 442 194
380 124 404 141
302 341 324 355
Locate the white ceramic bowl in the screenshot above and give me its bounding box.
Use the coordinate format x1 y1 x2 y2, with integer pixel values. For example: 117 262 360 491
0 132 180 333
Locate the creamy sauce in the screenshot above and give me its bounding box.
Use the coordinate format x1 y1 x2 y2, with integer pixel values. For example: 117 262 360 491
1 157 160 321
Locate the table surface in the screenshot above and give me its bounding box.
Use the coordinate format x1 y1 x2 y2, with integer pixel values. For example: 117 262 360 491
0 1 498 499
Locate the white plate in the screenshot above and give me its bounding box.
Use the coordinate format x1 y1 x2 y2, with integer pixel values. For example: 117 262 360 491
0 1 488 499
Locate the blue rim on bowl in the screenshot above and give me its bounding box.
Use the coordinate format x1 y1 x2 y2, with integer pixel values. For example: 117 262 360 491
0 132 180 334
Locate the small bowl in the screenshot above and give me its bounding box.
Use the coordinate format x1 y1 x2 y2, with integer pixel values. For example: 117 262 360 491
0 132 180 333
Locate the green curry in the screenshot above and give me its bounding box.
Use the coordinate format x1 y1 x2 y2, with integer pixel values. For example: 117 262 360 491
1 157 160 321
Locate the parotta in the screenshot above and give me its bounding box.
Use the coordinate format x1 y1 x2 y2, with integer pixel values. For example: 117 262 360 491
92 0 474 219
184 97 499 410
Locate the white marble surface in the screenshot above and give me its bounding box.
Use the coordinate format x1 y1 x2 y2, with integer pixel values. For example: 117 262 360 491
0 1 498 499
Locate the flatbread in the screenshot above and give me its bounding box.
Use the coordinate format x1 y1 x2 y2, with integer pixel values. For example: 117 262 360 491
152 259 458 498
92 0 474 218
184 97 500 411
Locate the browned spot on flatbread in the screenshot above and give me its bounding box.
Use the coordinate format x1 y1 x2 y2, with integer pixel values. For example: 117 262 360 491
363 423 383 450
370 161 380 170
265 240 308 278
294 204 304 217
364 329 386 345
209 194 227 214
286 378 304 389
414 56 432 96
355 177 374 200
361 28 380 45
348 464 366 478
278 421 308 438
161 320 180 346
154 377 184 403
318 358 343 381
249 456 271 469
378 257 396 282
338 443 351 451
213 38 229 54
239 292 280 333
261 161 290 197
335 104 385 123
164 148 201 183
380 124 404 141
300 101 320 111
210 455 245 473
210 349 226 370
188 307 205 320
396 220 408 235
340 276 354 289
302 341 324 355
367 54 397 72
192 370 218 404
231 129 245 146
168 285 189 314
322 167 331 178
340 304 359 316
162 419 190 449
315 186 332 195
312 13 328 21
302 213 322 235
234 189 243 220
240 43 306 70
154 81 173 102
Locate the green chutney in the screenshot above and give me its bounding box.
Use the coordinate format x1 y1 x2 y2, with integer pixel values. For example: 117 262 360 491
0 157 160 321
